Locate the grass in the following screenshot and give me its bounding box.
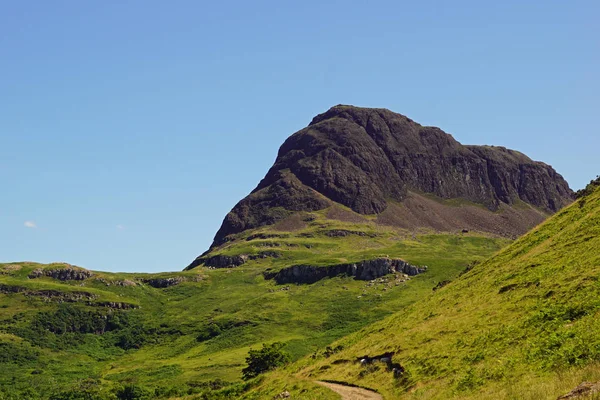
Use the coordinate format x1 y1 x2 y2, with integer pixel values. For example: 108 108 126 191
0 208 508 398
245 186 600 399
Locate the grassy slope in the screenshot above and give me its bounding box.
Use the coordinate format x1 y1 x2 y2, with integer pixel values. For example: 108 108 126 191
0 207 509 398
247 187 600 399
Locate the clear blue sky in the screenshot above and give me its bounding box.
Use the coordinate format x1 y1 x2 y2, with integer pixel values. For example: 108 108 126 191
1 1 598 272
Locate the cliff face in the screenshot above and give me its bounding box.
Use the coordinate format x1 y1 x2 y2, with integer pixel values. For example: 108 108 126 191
211 105 573 247
262 258 427 285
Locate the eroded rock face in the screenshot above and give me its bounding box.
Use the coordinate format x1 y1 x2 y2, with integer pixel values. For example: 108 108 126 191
0 284 99 302
186 251 281 270
95 278 138 287
95 301 139 309
28 266 93 281
323 230 373 238
206 105 573 249
557 382 600 399
0 283 139 308
143 277 184 288
32 290 98 302
263 258 426 284
0 284 26 294
203 255 248 268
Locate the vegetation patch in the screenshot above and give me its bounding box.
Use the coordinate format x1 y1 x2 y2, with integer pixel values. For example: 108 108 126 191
0 341 38 364
0 216 509 398
242 342 290 380
31 303 130 335
197 318 256 342
272 185 600 399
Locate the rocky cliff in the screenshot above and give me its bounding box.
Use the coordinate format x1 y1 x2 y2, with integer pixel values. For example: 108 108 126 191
263 258 427 285
28 265 93 281
209 105 573 248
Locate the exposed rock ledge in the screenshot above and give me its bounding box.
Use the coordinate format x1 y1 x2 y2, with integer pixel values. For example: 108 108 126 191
95 301 140 309
186 251 281 270
0 284 138 308
142 277 184 288
29 266 93 281
0 283 98 302
263 258 427 284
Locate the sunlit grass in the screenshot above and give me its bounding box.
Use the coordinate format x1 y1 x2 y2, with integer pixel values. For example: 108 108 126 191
0 209 508 398
247 188 600 399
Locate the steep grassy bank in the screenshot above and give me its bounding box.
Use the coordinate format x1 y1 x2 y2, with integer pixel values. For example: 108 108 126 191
245 186 600 399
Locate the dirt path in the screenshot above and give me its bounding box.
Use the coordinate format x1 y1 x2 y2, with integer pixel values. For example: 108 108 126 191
316 381 383 400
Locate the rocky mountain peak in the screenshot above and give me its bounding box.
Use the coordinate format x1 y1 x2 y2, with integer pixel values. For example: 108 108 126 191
207 105 573 250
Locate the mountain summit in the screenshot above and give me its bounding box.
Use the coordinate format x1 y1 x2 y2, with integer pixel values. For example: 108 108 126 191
206 105 573 252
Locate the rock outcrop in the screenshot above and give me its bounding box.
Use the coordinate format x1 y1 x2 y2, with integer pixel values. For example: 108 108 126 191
0 283 139 307
195 255 248 269
557 382 600 399
207 105 573 249
29 266 93 281
263 258 426 284
95 301 139 309
0 283 26 294
323 230 374 238
143 277 184 288
0 284 99 302
187 251 281 270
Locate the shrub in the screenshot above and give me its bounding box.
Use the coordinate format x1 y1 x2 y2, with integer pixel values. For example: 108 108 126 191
115 384 152 400
196 323 222 342
115 326 148 350
241 342 290 380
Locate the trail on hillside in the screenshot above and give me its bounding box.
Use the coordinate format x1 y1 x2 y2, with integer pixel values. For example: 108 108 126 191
316 381 383 400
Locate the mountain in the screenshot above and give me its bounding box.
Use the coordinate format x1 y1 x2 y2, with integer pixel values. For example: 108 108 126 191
189 105 573 268
245 180 600 399
0 105 582 400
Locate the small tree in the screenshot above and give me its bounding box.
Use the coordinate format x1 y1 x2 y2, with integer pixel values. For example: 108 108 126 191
242 342 290 380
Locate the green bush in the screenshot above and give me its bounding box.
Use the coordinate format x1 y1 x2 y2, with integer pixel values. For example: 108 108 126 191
196 323 222 342
115 326 148 350
115 384 152 400
241 342 290 380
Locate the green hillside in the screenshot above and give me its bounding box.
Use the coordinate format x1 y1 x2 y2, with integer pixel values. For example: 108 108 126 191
0 207 508 399
245 184 600 399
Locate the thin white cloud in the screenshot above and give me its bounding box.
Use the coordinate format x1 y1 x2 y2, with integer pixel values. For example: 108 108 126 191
24 221 37 228
116 224 125 230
